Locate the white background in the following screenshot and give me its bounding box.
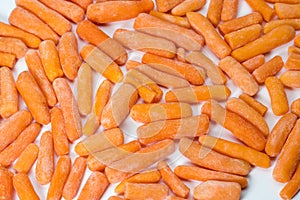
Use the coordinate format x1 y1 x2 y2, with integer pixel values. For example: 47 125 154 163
1 0 300 200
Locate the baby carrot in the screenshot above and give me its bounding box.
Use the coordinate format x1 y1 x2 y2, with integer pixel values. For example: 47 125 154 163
265 76 289 116
0 67 18 118
0 21 41 48
62 157 87 200
285 52 300 70
156 0 184 12
149 11 191 28
78 172 109 200
0 52 16 68
187 12 232 59
177 48 186 62
265 113 297 157
0 123 41 167
221 0 238 21
280 71 300 88
13 143 39 173
280 163 300 199
16 0 72 36
207 0 223 26
39 40 64 82
13 173 39 200
53 78 82 142
245 0 275 21
291 98 300 117
137 115 209 145
87 0 154 23
174 165 248 188
266 0 300 2
179 138 251 176
16 71 50 124
94 79 112 123
273 119 300 182
76 20 127 65
0 167 13 200
68 0 92 10
108 196 124 200
239 93 268 116
124 183 169 200
58 32 82 81
232 25 295 62
171 0 206 16
0 37 27 58
275 3 300 19
194 181 241 200
158 161 190 198
47 156 71 200
241 54 265 73
9 7 59 43
25 50 57 107
264 19 300 33
295 34 300 47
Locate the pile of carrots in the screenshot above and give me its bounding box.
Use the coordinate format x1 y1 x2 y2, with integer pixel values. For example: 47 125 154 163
1 0 300 199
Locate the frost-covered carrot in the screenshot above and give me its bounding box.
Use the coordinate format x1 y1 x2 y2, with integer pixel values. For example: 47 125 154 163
264 19 300 33
0 37 27 58
68 0 92 10
13 143 39 173
149 11 191 28
0 52 16 68
285 52 300 70
280 71 300 88
241 54 265 73
171 0 206 16
239 93 268 116
245 0 275 21
156 0 184 12
13 173 39 200
280 163 300 199
291 98 300 117
275 3 300 19
0 167 13 200
221 0 238 21
124 183 169 200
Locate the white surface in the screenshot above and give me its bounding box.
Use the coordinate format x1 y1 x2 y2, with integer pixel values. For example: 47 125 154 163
1 0 300 200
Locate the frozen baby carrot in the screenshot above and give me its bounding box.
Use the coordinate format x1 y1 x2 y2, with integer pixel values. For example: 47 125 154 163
280 71 300 88
241 54 265 73
245 0 275 21
53 78 82 142
9 7 59 43
13 143 39 173
68 0 92 10
265 113 297 157
137 115 209 145
47 156 71 200
179 138 251 176
171 0 206 16
130 102 192 123
265 76 289 116
78 172 109 200
295 34 300 47
62 157 87 200
35 131 54 185
58 32 82 80
76 20 127 65
13 173 39 200
291 98 300 117
239 93 268 116
264 19 300 33
280 163 300 199
0 67 18 118
0 123 41 167
0 37 27 58
275 3 300 19
187 12 231 59
134 13 204 51
124 183 169 200
16 0 71 36
0 167 13 200
194 181 241 200
0 21 41 48
221 0 238 21
39 40 64 82
232 25 295 62
0 52 16 68
87 0 154 23
207 0 223 26
285 52 300 70
149 11 191 28
273 119 300 182
156 0 184 12
174 165 248 188
219 56 259 96
25 50 57 107
158 161 190 198
16 71 50 125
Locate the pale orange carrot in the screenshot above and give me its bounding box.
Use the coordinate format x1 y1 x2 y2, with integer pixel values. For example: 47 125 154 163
53 78 82 142
0 52 16 68
275 3 300 19
171 0 206 16
39 40 64 82
264 19 300 33
58 32 82 81
156 0 184 12
94 79 113 122
82 113 100 137
25 50 57 107
241 54 265 73
239 93 268 116
291 98 300 117
13 173 39 200
0 67 18 118
0 37 27 58
62 157 87 200
176 48 186 62
0 167 13 200
280 71 300 88
9 7 59 43
245 0 275 21
285 52 300 70
68 0 92 10
16 0 72 36
280 163 300 199
13 143 39 173
174 165 248 188
149 10 191 28
78 172 109 200
124 183 169 200
221 0 239 21
50 107 69 155
0 123 41 167
295 34 300 47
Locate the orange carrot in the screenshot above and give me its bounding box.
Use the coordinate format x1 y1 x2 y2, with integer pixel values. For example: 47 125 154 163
149 10 191 28
0 52 16 68
0 167 13 200
94 80 113 123
291 98 300 117
0 37 27 58
239 93 268 116
124 183 169 200
166 196 187 200
280 163 300 199
171 0 206 16
13 173 39 200
295 34 300 47
177 48 186 62
207 0 223 26
108 196 124 200
280 71 300 88
241 54 265 73
285 52 300 70
68 0 92 10
275 3 300 19
221 0 239 21
13 143 39 173
156 0 184 12
264 19 300 33
245 0 275 21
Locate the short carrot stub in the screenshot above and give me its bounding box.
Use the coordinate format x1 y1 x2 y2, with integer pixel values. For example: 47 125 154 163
242 54 265 73
0 52 16 68
291 98 300 117
13 143 39 174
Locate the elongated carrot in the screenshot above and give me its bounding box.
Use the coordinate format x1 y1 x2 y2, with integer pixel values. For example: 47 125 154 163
245 0 275 21
239 93 268 116
13 173 39 200
219 56 259 96
68 0 92 10
221 0 238 21
149 10 191 28
76 20 128 65
207 0 223 26
87 0 153 23
171 0 206 16
9 7 59 43
265 113 297 157
0 123 41 167
62 157 87 200
264 19 300 33
16 71 50 125
0 167 13 200
291 98 300 117
158 161 190 198
241 54 265 73
285 52 300 70
280 71 300 88
16 0 71 36
0 52 16 68
39 40 64 82
275 3 300 19
187 12 231 59
124 183 169 200
13 143 39 173
53 78 82 142
156 0 184 12
280 163 300 199
78 172 109 200
58 32 82 81
273 119 300 182
0 37 27 58
25 50 57 107
47 156 71 200
174 165 248 188
137 115 209 145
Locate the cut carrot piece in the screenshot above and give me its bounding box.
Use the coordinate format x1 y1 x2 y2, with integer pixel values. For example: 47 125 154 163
245 0 275 21
171 0 206 16
149 10 191 28
280 71 300 88
280 163 300 199
221 0 239 21
239 93 268 116
207 0 223 26
68 0 92 10
264 19 300 33
13 173 39 200
13 143 39 173
94 79 112 123
275 3 300 19
0 167 13 200
291 98 300 117
156 0 184 12
0 52 16 68
241 54 265 73
0 37 27 58
176 48 186 62
285 52 300 70
124 183 169 200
